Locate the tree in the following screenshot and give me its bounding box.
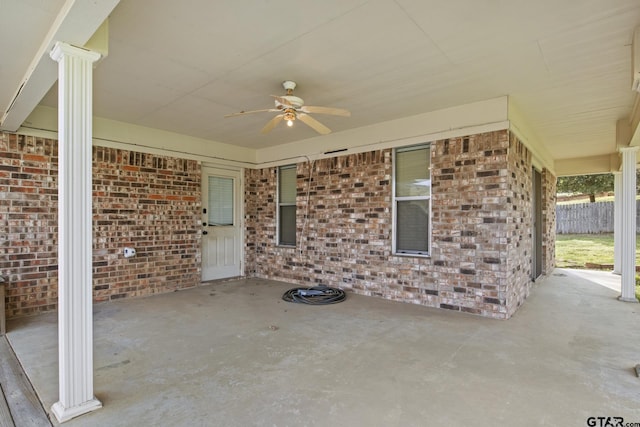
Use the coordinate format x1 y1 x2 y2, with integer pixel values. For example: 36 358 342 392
557 173 613 203
558 171 640 202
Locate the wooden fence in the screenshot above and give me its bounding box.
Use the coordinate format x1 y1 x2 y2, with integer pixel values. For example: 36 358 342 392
556 200 640 234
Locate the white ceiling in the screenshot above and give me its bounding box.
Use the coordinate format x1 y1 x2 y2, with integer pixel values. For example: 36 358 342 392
2 0 640 162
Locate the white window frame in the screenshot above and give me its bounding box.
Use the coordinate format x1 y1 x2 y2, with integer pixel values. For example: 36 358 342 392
277 164 297 247
392 144 432 257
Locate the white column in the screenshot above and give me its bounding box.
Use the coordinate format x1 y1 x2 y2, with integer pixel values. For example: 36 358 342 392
618 146 639 302
50 42 102 423
613 171 622 274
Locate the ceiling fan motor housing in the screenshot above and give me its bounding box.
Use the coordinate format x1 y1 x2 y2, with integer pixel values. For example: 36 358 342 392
276 81 304 109
282 80 297 91
275 96 304 110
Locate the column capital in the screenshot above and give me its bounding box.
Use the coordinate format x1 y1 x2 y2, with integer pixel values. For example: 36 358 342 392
618 146 640 154
50 41 101 63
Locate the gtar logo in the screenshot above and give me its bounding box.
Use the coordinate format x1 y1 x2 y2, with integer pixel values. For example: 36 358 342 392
586 417 624 427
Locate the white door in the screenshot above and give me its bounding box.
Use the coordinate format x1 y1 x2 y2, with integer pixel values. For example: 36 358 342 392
201 167 242 281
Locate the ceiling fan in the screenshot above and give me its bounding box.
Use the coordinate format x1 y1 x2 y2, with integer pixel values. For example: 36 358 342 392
224 81 350 135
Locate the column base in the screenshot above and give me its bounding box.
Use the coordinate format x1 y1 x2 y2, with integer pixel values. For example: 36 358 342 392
52 398 102 423
618 295 639 303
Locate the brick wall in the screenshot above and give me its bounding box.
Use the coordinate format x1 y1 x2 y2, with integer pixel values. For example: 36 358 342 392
92 147 201 303
245 130 542 319
541 169 557 275
245 151 392 290
1 133 58 317
1 128 552 320
0 132 202 318
504 133 533 317
431 131 515 318
244 167 277 278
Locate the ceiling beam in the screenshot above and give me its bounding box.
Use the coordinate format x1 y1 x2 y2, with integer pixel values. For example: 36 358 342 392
507 98 555 174
555 153 621 177
0 0 120 132
629 94 640 147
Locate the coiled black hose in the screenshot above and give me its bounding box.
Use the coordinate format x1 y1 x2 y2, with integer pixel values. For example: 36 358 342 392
282 285 346 305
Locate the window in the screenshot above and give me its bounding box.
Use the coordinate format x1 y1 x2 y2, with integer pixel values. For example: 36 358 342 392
393 144 431 255
208 176 234 226
278 165 296 246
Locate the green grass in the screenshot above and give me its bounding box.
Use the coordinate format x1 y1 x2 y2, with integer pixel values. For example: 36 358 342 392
555 233 640 300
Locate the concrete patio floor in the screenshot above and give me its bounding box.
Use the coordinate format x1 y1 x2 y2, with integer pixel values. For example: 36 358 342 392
5 268 640 426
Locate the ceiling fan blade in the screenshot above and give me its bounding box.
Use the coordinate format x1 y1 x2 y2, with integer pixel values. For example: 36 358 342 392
225 108 279 118
261 114 284 133
298 113 331 135
270 95 293 107
301 106 351 117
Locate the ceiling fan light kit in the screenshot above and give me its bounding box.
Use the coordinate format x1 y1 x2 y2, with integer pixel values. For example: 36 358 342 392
225 80 350 134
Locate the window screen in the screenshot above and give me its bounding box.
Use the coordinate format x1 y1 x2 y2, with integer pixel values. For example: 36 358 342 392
396 200 429 252
394 145 431 255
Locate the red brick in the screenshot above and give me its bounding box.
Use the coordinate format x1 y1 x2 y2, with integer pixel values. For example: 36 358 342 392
0 132 202 319
245 130 552 319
